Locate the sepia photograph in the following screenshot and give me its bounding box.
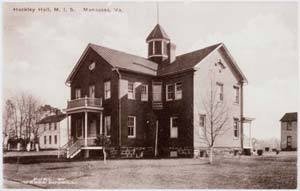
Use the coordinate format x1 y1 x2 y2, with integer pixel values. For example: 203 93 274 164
2 1 298 189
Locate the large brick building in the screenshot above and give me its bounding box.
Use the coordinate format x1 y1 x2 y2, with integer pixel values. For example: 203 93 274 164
63 24 247 158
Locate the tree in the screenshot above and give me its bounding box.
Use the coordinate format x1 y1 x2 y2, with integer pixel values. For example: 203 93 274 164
3 92 41 140
197 69 231 164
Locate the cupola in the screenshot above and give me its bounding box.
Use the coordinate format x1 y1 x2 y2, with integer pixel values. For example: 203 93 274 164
146 24 175 64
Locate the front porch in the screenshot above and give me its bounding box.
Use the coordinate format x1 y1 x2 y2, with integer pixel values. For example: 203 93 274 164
62 97 105 158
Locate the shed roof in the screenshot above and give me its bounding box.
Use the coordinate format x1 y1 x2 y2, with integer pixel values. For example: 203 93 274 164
280 112 297 122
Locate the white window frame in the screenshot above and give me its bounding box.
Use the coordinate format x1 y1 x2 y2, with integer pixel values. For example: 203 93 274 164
104 81 111 100
127 116 136 138
104 116 111 137
141 84 148 101
152 83 162 102
217 82 224 101
175 82 182 100
170 117 178 138
166 84 174 101
233 118 239 139
75 88 81 99
89 85 95 98
233 86 239 104
128 82 135 100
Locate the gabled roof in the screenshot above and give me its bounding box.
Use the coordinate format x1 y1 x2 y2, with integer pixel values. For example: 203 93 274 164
280 112 297 122
36 114 67 124
66 44 158 84
146 24 170 41
158 43 222 76
66 42 247 84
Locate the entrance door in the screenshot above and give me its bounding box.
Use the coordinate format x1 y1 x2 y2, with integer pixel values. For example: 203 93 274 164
88 119 97 138
287 136 292 150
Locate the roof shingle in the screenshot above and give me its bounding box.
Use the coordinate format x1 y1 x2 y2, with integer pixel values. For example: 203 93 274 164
280 112 297 122
37 114 67 124
157 43 222 76
146 24 170 41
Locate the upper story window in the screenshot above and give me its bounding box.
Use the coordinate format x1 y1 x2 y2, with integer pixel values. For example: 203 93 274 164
217 83 224 101
54 123 57 130
49 135 52 144
233 86 239 104
128 116 136 138
104 81 111 100
49 123 51 131
233 118 239 138
75 88 81 99
104 116 111 137
170 117 178 138
155 41 162 54
89 85 95 98
44 124 46 131
128 82 135 100
141 84 148 101
287 122 292 130
163 41 168 55
175 82 182 100
152 83 162 102
54 135 57 144
44 136 46 144
148 41 154 55
166 84 174 101
199 114 206 127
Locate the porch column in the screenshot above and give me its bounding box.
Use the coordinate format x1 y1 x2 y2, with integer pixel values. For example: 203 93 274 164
67 114 70 140
100 112 103 135
85 111 88 146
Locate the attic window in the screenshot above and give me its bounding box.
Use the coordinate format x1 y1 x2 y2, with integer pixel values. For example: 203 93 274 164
155 41 162 54
89 62 96 71
148 41 154 55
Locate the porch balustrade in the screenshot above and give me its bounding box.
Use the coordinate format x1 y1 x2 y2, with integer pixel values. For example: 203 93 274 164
67 97 102 110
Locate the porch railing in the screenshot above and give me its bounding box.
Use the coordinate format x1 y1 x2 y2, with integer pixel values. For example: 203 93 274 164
67 97 102 110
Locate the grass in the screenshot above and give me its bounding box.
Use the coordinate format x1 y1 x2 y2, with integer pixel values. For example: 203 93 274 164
3 151 297 189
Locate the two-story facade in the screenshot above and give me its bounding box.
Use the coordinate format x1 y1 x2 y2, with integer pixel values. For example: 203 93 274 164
280 112 297 151
63 24 247 158
37 114 68 150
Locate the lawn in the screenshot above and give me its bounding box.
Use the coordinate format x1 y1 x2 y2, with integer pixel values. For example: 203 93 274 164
3 151 297 189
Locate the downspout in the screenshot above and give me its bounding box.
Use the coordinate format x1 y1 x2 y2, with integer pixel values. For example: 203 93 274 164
112 67 122 147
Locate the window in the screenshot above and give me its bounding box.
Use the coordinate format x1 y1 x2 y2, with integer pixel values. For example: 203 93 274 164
234 86 239 103
148 41 154 55
76 119 82 138
175 82 182 100
104 116 111 137
155 41 162 54
89 85 95 98
166 84 174 101
44 124 46 131
217 83 224 101
170 117 178 138
233 118 239 138
152 84 162 101
54 123 57 130
49 123 51 131
49 135 52 144
128 82 135 99
141 84 148 101
104 81 111 99
127 116 136 138
54 135 57 144
75 88 81 99
199 114 206 127
163 41 168 55
44 136 46 144
287 122 292 130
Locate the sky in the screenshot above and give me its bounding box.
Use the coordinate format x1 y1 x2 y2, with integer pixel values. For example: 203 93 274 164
3 1 298 140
